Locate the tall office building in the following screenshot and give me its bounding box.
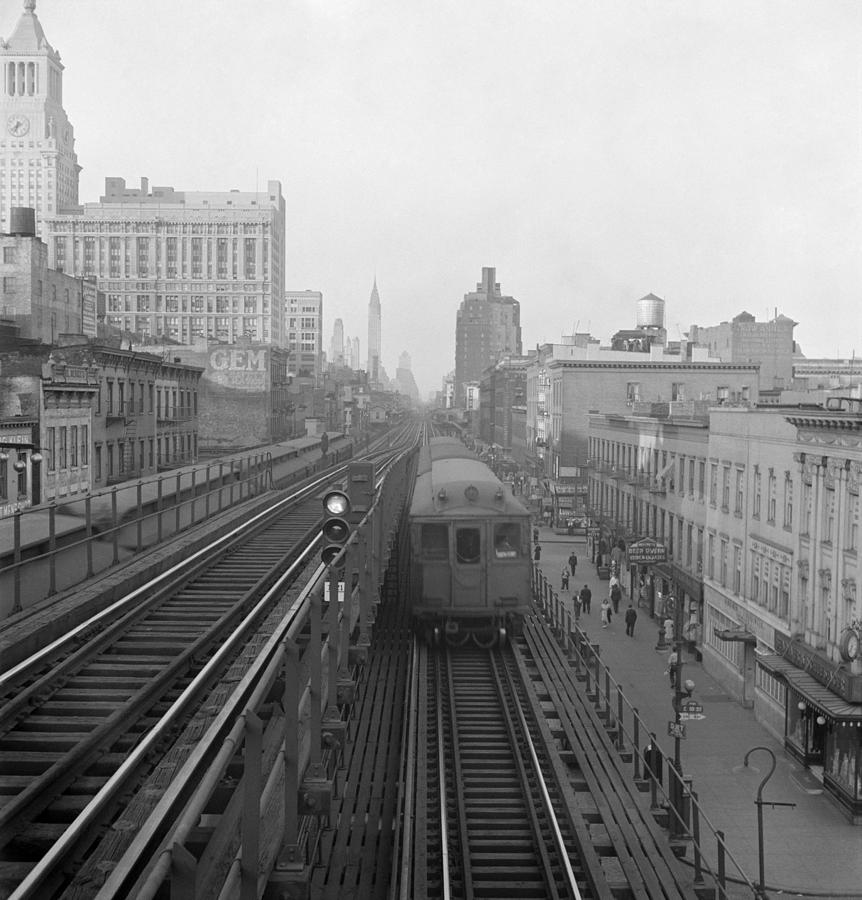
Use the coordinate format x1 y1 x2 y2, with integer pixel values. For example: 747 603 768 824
284 290 323 379
367 277 381 382
46 177 286 346
455 266 522 405
329 317 344 368
0 1 80 237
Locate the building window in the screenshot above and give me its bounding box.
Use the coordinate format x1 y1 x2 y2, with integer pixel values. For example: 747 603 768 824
672 382 685 401
733 544 741 594
698 461 705 499
710 464 718 506
783 473 793 529
80 425 88 466
45 427 56 471
722 466 730 511
753 467 761 519
70 425 78 467
626 382 640 403
720 539 728 587
0 455 6 500
847 491 859 552
94 444 102 481
58 427 67 470
767 470 777 524
735 468 744 516
824 487 835 544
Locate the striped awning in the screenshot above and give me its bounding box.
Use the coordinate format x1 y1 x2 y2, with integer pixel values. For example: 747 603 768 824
758 654 862 720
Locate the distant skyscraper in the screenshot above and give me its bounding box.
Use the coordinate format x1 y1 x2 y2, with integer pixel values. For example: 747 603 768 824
455 267 522 405
330 318 344 367
395 350 419 402
367 277 382 381
352 337 360 371
0 0 81 236
284 290 323 378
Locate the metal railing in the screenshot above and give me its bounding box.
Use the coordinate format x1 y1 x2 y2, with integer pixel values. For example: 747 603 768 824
532 563 760 899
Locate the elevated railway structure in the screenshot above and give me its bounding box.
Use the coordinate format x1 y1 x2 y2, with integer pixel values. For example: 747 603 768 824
0 422 756 899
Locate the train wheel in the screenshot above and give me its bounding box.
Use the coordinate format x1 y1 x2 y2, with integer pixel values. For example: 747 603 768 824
445 630 470 648
472 629 498 649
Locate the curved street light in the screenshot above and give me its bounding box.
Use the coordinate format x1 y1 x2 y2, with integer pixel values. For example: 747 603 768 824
742 746 796 899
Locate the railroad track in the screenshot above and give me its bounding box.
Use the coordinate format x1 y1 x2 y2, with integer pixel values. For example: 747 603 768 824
0 442 412 899
429 643 587 900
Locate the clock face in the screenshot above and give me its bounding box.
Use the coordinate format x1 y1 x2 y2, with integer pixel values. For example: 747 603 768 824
839 627 860 662
7 114 30 137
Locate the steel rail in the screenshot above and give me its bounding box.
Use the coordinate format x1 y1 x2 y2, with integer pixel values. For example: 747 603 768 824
395 637 421 900
0 466 339 690
88 449 409 898
500 650 583 900
437 650 453 900
8 530 324 900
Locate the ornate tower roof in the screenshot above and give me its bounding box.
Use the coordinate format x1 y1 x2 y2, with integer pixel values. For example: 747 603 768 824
2 1 58 60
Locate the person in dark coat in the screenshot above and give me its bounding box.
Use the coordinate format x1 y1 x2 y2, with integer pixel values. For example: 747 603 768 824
568 551 578 576
579 584 591 614
624 603 637 636
610 580 622 614
533 544 542 561
643 734 663 786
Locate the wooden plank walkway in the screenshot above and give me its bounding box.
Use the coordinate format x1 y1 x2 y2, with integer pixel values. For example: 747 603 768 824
310 592 410 899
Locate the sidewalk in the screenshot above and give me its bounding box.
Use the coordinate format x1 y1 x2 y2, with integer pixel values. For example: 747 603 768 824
534 524 862 900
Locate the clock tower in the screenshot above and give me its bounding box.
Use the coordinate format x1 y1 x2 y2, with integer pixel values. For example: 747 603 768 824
0 0 80 236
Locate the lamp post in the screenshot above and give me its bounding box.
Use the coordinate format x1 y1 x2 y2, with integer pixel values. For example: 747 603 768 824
742 746 796 899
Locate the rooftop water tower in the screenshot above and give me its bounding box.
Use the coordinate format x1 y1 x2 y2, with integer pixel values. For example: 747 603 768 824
636 293 665 330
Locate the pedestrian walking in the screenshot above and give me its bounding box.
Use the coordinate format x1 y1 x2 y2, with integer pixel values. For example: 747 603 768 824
560 568 569 591
574 593 582 621
533 526 539 543
624 603 637 636
568 551 578 577
579 584 591 614
666 649 679 687
533 543 542 561
610 580 622 614
643 734 663 786
600 597 611 628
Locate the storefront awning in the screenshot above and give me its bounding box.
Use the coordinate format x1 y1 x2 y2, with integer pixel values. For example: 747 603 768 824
759 654 862 720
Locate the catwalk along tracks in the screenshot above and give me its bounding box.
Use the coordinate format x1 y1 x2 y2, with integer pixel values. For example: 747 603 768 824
0 444 406 900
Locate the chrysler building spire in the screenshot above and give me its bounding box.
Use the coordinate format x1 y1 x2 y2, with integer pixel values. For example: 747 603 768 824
367 277 382 384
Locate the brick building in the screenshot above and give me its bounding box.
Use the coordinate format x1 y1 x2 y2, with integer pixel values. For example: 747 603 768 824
0 208 97 342
139 340 291 454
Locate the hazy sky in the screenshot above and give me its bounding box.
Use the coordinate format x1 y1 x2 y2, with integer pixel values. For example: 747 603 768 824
15 0 862 395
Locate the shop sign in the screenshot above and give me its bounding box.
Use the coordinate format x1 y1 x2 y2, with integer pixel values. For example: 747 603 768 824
628 538 668 564
774 632 860 701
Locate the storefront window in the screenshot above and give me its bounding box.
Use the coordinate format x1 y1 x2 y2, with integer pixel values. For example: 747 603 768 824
827 723 860 799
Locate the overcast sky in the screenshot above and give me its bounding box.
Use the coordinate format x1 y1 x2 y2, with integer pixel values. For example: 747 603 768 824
17 0 862 396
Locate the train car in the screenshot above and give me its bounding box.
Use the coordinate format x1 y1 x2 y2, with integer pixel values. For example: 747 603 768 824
408 437 532 645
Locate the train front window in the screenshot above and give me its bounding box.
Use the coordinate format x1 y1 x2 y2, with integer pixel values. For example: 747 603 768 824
421 523 449 559
494 523 520 558
456 528 481 564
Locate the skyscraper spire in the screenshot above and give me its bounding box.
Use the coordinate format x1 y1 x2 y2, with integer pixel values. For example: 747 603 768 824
367 278 382 382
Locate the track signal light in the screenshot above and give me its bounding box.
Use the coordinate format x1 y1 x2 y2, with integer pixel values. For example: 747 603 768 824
321 488 351 565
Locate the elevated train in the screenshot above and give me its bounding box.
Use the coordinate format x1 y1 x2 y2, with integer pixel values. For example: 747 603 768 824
407 437 532 645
